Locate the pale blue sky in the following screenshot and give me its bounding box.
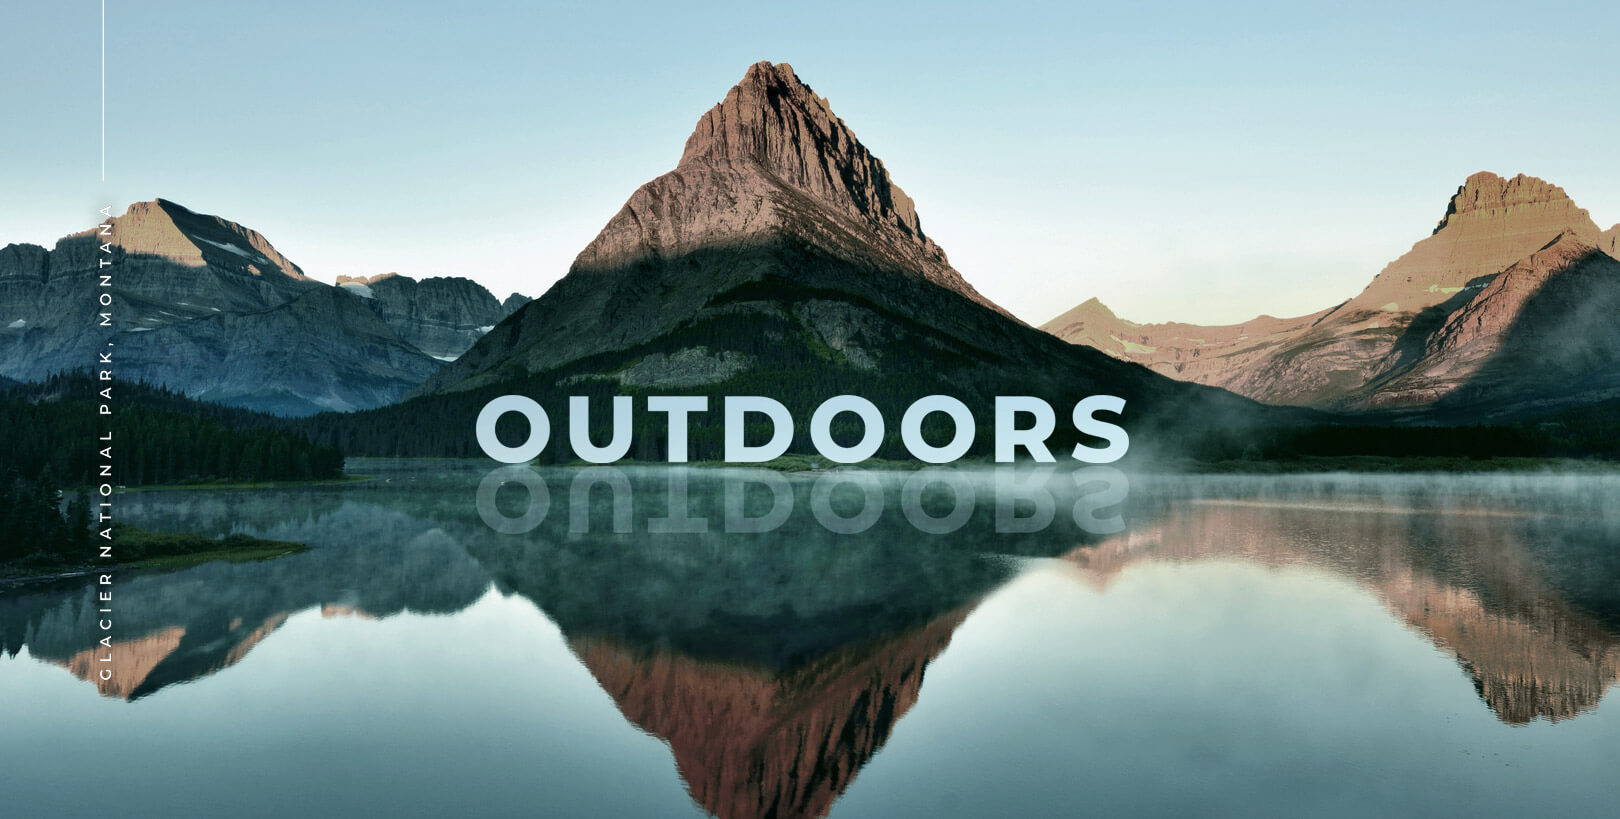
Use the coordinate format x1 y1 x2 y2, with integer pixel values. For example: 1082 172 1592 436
2 1 1615 325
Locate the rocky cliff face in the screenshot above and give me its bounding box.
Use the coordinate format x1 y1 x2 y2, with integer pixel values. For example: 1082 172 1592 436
0 201 524 415
1043 172 1619 417
1370 232 1620 411
1356 172 1602 315
112 286 447 416
417 62 1253 442
568 61 994 313
338 273 518 361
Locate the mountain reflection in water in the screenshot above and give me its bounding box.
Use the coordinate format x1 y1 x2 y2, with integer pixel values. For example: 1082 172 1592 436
1 462 1616 819
1067 475 1620 725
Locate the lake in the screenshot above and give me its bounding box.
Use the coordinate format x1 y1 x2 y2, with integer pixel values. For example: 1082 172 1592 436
2 461 1618 817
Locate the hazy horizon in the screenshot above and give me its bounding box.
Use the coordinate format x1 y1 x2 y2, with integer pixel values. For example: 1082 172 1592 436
3 1 1616 327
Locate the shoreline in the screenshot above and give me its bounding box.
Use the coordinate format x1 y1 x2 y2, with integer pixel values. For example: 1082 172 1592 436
112 474 374 494
349 454 1620 475
0 532 310 588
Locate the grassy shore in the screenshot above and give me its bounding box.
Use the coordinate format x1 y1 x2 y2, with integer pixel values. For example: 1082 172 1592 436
130 542 307 571
114 474 373 494
0 524 308 584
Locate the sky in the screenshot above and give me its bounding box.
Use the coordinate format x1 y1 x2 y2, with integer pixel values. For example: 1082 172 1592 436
2 0 1616 327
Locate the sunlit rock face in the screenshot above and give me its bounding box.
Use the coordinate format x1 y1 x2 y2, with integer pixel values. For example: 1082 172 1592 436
1043 172 1620 416
576 61 995 314
1359 172 1603 313
1372 233 1620 411
0 200 524 414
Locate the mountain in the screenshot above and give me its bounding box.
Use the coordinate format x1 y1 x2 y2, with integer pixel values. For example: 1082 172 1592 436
1043 173 1620 417
336 273 530 361
0 199 526 415
413 61 1259 454
1371 231 1620 414
499 292 531 317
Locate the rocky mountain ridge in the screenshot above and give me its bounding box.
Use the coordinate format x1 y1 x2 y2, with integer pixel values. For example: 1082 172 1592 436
1043 172 1620 417
0 199 527 414
336 272 530 361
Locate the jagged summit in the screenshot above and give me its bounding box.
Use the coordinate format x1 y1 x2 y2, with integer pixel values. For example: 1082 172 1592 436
1351 170 1602 314
679 61 930 246
1044 170 1620 415
1434 172 1589 234
566 61 1002 320
109 198 312 283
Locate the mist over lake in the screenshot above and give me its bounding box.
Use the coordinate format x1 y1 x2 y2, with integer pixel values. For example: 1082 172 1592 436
3 460 1616 818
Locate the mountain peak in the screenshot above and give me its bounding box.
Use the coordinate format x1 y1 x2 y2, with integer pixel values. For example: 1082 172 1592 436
677 60 928 245
1078 296 1113 312
1528 227 1597 264
1345 171 1602 315
98 198 312 283
680 61 829 165
1434 172 1583 235
1058 297 1120 323
1038 297 1133 355
555 61 1007 332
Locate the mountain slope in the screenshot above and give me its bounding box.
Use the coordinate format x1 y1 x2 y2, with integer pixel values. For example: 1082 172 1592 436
414 61 1262 456
1043 172 1619 416
1420 234 1620 415
114 286 446 415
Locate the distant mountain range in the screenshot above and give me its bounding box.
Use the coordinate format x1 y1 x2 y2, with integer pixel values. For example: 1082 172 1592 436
0 199 529 415
5 64 1610 436
409 61 1258 458
1043 173 1620 419
335 273 531 362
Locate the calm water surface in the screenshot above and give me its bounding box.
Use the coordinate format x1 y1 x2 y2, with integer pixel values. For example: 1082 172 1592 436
2 461 1617 817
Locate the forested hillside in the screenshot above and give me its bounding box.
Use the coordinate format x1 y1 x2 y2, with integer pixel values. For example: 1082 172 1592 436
0 373 343 567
